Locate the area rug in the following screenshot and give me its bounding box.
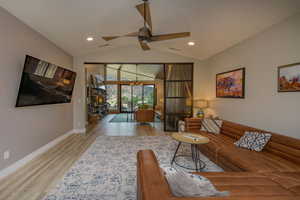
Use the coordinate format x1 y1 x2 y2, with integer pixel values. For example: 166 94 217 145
109 113 161 123
43 136 223 200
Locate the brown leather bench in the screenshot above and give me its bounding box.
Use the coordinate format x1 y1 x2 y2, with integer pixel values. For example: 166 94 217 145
185 118 300 173
137 150 300 200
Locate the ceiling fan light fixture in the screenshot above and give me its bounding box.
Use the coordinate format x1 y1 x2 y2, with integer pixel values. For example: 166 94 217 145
86 37 94 41
188 41 195 46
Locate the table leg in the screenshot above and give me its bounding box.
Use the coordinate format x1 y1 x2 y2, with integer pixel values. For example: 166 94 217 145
191 144 197 171
171 142 182 165
191 144 205 172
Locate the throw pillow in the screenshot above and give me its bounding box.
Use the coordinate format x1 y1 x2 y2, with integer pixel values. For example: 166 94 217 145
249 132 272 152
162 167 229 197
200 119 223 134
234 131 272 152
234 132 256 150
178 120 185 132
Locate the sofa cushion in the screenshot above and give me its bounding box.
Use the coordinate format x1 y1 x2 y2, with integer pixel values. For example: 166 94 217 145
193 130 300 172
263 172 300 195
220 120 300 165
192 131 234 162
218 146 300 172
193 172 295 197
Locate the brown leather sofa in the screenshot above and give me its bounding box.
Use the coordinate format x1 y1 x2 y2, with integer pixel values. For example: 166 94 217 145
184 118 300 173
137 150 300 200
137 119 300 200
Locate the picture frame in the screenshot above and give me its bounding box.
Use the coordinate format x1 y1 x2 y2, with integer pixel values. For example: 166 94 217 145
278 62 300 92
216 68 245 98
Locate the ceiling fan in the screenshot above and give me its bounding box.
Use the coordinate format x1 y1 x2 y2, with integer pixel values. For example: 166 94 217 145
101 0 191 51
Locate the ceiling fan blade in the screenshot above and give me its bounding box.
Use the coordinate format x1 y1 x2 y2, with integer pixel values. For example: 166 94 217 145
150 32 190 42
169 47 181 51
102 36 120 41
139 41 150 51
136 2 152 31
102 32 138 41
125 32 139 37
98 44 110 48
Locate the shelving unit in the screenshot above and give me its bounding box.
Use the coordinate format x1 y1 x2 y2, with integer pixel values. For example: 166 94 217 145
86 74 108 123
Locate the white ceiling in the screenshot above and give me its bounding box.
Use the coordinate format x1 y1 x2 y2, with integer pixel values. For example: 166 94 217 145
1 0 300 60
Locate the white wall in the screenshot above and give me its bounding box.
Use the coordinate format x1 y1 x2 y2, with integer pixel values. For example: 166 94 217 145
0 7 73 170
205 13 300 139
73 46 208 130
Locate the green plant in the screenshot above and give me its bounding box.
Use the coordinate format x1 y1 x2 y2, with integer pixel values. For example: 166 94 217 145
138 104 149 109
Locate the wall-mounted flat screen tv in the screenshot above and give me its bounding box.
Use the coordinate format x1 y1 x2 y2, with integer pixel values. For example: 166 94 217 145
16 55 76 107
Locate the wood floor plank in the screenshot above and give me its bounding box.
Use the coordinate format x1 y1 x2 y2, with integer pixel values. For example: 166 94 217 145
0 134 79 192
0 114 167 200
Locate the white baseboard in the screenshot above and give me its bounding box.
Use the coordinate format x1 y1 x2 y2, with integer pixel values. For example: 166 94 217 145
73 128 86 134
0 129 75 180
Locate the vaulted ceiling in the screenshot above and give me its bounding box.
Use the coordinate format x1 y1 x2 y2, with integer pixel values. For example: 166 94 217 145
1 0 300 60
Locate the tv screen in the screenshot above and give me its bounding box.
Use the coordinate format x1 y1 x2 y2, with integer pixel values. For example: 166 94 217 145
16 55 76 107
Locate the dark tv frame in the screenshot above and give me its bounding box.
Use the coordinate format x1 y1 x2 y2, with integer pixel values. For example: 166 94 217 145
15 55 77 107
216 67 246 99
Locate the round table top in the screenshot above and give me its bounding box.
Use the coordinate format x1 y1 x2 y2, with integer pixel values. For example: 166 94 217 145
171 132 210 144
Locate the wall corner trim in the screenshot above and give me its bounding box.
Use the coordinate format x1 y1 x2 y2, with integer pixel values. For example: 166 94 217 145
0 129 75 180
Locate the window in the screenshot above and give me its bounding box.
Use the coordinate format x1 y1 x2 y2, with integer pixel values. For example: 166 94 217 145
120 64 137 81
106 85 118 111
106 68 118 81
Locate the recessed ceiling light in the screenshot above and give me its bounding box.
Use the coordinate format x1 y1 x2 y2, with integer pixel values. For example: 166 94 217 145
86 37 94 41
188 41 195 46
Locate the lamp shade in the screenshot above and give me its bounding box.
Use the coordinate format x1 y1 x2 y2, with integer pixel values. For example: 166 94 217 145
194 99 209 109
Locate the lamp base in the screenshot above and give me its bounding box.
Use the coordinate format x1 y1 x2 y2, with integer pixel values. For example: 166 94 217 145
196 109 205 118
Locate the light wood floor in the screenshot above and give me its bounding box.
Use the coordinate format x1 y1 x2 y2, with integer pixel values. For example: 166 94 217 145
0 114 166 200
89 114 166 136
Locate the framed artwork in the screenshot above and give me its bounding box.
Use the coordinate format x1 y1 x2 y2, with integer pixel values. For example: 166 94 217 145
216 68 245 98
278 62 300 92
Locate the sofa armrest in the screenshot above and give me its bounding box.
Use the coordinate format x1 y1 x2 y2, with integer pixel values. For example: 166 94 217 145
185 118 202 132
170 197 299 200
137 150 173 200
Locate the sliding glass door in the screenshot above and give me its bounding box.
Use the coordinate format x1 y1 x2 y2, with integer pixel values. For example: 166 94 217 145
132 85 143 111
164 64 193 131
106 84 118 112
120 84 155 113
143 85 155 107
121 85 132 112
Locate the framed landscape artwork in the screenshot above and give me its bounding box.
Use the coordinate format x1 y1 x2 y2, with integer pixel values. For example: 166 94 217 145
278 63 300 92
216 68 245 98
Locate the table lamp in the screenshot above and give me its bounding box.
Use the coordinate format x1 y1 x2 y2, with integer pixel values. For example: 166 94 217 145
193 99 209 118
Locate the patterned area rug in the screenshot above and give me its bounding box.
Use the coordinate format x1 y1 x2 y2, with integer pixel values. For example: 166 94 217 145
43 136 223 200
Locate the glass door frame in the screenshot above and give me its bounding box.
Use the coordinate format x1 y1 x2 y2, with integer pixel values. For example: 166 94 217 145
163 63 194 132
120 84 132 113
120 84 156 113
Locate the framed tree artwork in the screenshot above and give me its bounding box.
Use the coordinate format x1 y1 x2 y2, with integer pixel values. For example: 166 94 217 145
216 68 245 98
278 63 300 92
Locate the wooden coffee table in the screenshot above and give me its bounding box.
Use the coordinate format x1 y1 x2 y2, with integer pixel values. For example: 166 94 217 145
171 132 210 171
